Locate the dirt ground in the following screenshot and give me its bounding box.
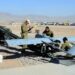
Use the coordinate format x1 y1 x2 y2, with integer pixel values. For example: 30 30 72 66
6 25 75 37
0 24 75 69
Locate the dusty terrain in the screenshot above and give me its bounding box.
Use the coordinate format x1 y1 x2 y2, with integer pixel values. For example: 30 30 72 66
0 24 75 69
6 24 75 37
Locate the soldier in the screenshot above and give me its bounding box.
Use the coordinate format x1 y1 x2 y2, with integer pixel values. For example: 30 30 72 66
21 19 33 54
35 30 43 38
61 37 73 51
43 26 54 37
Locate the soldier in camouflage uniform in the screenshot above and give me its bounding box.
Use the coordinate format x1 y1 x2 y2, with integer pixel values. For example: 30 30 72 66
21 19 33 54
43 26 54 37
61 37 73 51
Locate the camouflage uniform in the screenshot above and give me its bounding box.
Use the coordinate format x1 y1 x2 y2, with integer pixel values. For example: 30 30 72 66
61 42 72 51
21 23 29 49
43 30 54 37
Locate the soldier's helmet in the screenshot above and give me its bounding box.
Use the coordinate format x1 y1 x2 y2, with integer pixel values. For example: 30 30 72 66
24 19 31 25
63 37 68 42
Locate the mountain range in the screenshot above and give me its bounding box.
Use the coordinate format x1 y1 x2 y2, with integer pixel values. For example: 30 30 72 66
0 12 75 24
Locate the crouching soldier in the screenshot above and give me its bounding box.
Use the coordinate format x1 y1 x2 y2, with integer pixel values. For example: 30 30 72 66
61 37 73 51
43 26 54 37
35 30 44 38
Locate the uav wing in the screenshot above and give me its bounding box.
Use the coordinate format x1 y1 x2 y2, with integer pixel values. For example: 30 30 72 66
52 36 75 42
42 35 75 42
5 36 75 46
6 38 52 46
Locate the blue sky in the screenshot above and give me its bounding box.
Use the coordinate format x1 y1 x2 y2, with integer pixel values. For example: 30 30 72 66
0 0 75 16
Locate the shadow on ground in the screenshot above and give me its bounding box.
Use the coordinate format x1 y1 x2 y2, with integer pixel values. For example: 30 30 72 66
0 45 42 59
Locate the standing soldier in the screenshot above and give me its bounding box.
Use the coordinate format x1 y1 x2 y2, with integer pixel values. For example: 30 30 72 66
21 19 33 54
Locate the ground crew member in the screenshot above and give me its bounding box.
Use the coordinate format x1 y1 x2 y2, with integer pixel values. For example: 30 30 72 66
21 19 33 54
43 26 54 37
35 30 43 38
61 37 73 51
